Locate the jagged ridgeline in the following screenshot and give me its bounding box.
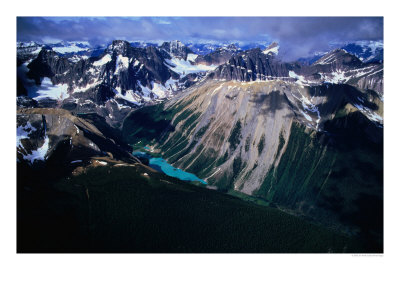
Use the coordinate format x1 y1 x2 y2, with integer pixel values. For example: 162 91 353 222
122 79 383 248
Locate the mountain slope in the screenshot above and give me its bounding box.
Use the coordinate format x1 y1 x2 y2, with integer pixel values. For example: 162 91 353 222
122 79 383 247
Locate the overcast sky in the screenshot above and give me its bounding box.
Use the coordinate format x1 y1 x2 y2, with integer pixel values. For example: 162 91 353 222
17 17 383 60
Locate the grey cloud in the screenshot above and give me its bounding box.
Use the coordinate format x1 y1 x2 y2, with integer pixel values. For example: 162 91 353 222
17 17 383 60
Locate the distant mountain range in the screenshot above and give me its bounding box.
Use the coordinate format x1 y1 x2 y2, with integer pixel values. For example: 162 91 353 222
298 40 383 65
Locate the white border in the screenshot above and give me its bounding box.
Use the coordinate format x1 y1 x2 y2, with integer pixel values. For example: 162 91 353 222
2 1 399 300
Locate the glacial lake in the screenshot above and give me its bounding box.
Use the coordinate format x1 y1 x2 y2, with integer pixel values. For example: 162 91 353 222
132 151 207 184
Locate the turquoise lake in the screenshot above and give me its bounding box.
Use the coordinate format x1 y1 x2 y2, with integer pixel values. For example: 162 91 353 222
132 151 207 184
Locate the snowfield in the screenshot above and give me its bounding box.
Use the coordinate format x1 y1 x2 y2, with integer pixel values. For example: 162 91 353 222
262 44 279 55
29 77 70 101
164 57 217 77
51 41 91 54
113 87 142 105
17 122 36 148
186 53 198 62
22 136 50 164
93 54 112 66
114 54 129 74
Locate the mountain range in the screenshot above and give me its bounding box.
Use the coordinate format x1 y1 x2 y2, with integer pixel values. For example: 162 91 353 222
16 39 383 253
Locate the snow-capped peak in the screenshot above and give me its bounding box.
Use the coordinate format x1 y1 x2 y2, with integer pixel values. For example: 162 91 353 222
263 42 279 56
168 40 185 49
106 40 130 55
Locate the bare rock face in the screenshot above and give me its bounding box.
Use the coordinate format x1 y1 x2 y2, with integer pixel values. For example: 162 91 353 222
124 79 382 194
157 81 296 194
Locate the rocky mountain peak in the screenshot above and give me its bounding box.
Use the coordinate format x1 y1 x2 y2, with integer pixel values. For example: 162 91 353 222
193 43 239 66
107 40 131 56
160 40 193 60
217 44 239 52
314 48 362 67
169 40 185 48
262 42 279 56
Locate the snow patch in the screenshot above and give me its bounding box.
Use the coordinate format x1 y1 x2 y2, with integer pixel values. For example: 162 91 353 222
164 57 216 77
137 83 152 101
29 77 70 101
17 122 36 148
187 53 198 62
353 103 383 124
164 77 179 92
68 55 89 63
151 82 169 98
51 42 90 54
300 110 312 121
113 87 142 105
133 59 140 67
291 92 321 129
315 53 337 65
289 71 307 84
93 54 112 66
330 71 347 84
23 136 49 163
211 84 224 95
114 54 129 74
17 121 50 163
263 45 279 55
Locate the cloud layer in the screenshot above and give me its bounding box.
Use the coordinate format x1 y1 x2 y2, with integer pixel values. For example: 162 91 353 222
17 17 383 60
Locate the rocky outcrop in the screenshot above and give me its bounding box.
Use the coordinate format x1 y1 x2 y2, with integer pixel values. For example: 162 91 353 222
17 108 135 167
